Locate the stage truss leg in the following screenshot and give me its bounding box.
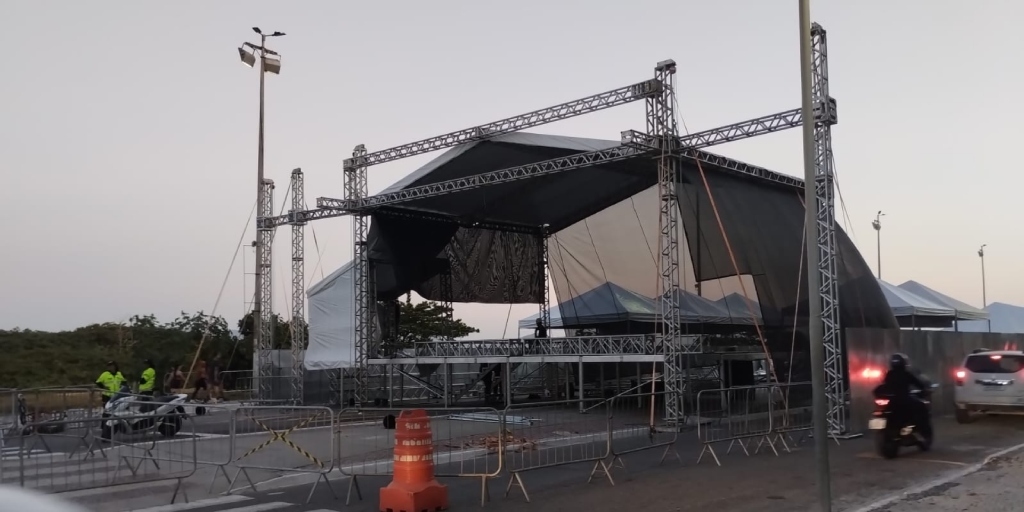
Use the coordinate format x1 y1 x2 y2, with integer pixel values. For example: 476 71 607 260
257 179 276 402
346 145 373 405
538 228 550 340
648 60 685 422
810 24 845 435
289 169 307 405
440 269 454 339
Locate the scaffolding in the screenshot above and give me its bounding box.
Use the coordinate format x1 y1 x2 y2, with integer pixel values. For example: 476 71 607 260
255 23 847 432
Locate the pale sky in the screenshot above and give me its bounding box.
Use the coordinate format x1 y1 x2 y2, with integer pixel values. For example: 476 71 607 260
2 1 1022 338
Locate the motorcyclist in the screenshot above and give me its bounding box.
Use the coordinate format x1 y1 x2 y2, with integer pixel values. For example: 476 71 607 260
877 353 931 430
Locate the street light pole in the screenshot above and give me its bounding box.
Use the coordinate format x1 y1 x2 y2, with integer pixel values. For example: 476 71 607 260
798 0 832 510
979 244 989 332
871 211 884 280
239 27 285 399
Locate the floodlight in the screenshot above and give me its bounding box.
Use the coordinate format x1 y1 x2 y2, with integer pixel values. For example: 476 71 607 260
238 47 255 67
263 55 282 75
252 27 262 35
270 31 285 37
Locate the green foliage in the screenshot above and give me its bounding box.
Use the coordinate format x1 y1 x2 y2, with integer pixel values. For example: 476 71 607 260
382 297 479 354
0 312 247 389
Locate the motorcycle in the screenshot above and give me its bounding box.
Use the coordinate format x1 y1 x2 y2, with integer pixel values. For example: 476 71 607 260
100 384 189 441
868 382 938 459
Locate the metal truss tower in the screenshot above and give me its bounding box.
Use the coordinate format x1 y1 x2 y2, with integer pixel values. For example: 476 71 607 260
256 178 276 402
810 23 845 434
538 226 551 334
289 168 307 405
647 60 687 421
345 144 372 404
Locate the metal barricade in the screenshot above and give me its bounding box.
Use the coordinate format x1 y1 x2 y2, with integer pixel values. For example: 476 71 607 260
502 398 612 503
228 405 336 502
336 406 504 507
769 382 815 451
1 410 198 504
12 387 102 436
608 390 682 470
695 385 777 466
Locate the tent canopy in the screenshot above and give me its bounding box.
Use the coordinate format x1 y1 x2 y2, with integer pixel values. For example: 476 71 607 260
954 302 1024 333
305 262 356 370
878 279 955 317
897 280 989 321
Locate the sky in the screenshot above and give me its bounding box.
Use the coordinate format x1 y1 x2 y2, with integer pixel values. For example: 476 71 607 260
2 0 1022 338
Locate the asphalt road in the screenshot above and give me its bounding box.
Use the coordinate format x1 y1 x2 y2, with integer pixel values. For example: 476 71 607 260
108 415 1024 512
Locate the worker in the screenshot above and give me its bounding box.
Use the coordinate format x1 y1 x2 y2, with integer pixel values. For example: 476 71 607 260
138 359 157 396
95 361 125 404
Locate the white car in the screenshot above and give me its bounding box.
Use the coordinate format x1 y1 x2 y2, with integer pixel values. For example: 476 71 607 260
954 349 1024 423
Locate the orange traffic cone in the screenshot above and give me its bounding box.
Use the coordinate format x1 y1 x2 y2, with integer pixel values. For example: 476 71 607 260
379 409 449 512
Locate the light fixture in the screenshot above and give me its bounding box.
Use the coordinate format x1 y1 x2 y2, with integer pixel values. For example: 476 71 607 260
238 47 255 67
263 55 282 75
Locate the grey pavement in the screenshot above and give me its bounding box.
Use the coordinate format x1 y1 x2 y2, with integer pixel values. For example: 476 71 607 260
858 450 1024 512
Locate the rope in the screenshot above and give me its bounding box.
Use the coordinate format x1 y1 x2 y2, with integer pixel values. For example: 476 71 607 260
182 200 258 389
673 95 779 386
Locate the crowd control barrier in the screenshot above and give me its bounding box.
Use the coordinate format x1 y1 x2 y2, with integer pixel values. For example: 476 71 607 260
769 382 817 450
501 398 612 503
0 410 198 504
695 385 778 466
227 405 336 502
336 406 504 507
607 390 682 470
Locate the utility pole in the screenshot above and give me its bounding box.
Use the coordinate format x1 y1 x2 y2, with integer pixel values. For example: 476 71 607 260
872 211 884 280
798 0 832 510
239 27 285 401
979 244 989 332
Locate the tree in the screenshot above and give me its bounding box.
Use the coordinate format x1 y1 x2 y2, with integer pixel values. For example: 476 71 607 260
386 298 479 353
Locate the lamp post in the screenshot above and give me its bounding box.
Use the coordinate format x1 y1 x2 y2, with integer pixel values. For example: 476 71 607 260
239 27 284 398
797 1 831 510
871 211 884 280
978 244 990 332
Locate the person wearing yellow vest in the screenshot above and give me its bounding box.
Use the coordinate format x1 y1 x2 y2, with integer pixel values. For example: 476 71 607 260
95 361 125 404
139 359 157 396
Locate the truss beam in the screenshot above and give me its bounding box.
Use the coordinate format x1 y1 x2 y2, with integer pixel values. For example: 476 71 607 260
256 179 275 402
341 79 662 171
346 145 372 405
648 60 687 423
810 23 845 434
289 169 307 405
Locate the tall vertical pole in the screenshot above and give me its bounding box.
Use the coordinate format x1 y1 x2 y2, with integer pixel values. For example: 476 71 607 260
290 169 307 404
872 212 883 280
346 145 371 405
799 2 832 510
252 33 269 402
648 59 684 422
979 245 989 332
257 179 275 402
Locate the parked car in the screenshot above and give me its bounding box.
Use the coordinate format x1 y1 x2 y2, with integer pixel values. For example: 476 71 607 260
954 349 1024 423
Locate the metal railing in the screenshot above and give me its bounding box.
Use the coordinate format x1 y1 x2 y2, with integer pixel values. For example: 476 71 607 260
695 383 815 466
0 409 198 503
0 384 823 508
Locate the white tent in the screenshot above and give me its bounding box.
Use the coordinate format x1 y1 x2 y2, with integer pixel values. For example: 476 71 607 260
897 280 989 321
955 302 1024 333
877 279 955 318
304 262 355 370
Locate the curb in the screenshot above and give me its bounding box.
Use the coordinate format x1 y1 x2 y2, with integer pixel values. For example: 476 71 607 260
846 441 1024 512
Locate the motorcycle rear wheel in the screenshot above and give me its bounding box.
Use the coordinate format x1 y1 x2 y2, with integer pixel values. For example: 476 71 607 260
875 431 899 459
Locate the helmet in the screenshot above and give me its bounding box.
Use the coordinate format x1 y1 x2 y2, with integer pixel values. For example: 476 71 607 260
890 353 909 371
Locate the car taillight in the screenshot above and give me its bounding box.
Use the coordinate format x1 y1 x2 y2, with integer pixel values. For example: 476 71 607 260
874 398 889 407
955 370 966 386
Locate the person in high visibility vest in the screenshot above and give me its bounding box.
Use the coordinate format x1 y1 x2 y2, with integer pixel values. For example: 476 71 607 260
95 361 125 404
139 359 156 396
